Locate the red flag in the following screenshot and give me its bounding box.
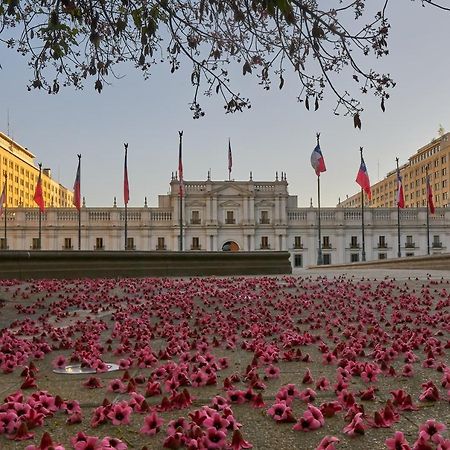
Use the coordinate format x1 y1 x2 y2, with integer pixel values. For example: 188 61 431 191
427 175 435 214
124 144 129 205
34 168 45 212
396 168 405 208
73 156 81 210
0 182 6 217
228 139 232 177
356 157 371 200
311 143 326 176
178 133 184 197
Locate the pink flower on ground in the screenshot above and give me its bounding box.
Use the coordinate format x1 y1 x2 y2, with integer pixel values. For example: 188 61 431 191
203 412 230 432
63 400 81 415
419 381 440 402
230 429 253 449
100 436 128 449
293 404 324 431
202 428 227 449
8 422 34 441
419 420 447 443
315 436 340 450
264 365 280 379
319 402 342 418
385 431 411 450
52 355 67 369
167 417 189 436
107 379 127 393
267 401 295 423
71 432 101 450
25 431 65 449
83 377 102 389
140 411 164 436
299 388 317 403
107 401 132 426
343 412 366 436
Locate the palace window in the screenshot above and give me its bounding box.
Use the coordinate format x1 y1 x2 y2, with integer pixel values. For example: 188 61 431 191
432 235 442 248
293 254 302 267
32 238 40 250
225 210 235 224
405 235 415 248
294 236 302 249
322 236 331 249
157 237 166 250
95 237 104 250
323 254 331 265
0 238 7 250
191 210 200 224
350 253 359 263
350 236 359 248
260 210 270 224
126 237 135 250
63 238 72 250
260 236 269 249
191 237 201 250
378 236 387 248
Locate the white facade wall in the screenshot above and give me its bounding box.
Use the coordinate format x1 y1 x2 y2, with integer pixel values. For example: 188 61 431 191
1 179 448 269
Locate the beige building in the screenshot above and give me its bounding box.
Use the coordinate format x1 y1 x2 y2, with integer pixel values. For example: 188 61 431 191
0 132 73 208
340 131 450 208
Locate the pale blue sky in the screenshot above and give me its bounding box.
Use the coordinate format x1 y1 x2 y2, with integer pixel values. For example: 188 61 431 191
1 1 449 207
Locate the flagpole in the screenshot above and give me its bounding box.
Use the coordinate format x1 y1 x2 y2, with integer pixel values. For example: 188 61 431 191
316 133 323 266
360 148 366 262
179 131 184 252
396 157 401 258
426 166 430 255
3 173 7 250
77 154 81 251
124 144 128 251
38 163 42 250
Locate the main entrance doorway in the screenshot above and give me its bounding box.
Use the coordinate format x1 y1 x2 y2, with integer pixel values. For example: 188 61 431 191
222 241 240 252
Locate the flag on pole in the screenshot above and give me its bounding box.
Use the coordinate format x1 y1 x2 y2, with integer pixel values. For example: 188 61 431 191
427 175 435 214
310 143 326 176
124 144 129 205
178 133 184 197
228 139 232 178
356 157 372 200
73 156 81 210
34 168 45 212
0 183 5 217
396 168 405 208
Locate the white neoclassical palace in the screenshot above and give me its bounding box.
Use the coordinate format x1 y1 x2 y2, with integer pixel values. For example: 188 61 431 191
1 176 448 269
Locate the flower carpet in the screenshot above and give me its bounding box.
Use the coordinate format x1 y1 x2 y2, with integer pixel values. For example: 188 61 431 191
0 273 449 449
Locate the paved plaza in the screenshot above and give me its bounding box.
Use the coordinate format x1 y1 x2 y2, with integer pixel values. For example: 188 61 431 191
0 269 448 449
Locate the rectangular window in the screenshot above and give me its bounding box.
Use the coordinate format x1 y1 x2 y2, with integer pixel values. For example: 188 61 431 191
191 237 200 250
405 235 415 248
294 254 302 267
126 237 135 250
260 236 269 249
323 236 331 249
225 210 235 224
294 236 302 249
378 253 387 260
191 210 200 224
0 238 7 250
323 254 331 265
64 238 72 250
260 210 270 224
378 236 387 248
32 238 40 250
350 253 359 263
157 237 166 250
350 236 359 248
95 237 104 250
432 235 442 248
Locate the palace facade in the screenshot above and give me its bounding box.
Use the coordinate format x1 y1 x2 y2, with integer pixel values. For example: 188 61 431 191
1 176 448 269
0 132 74 208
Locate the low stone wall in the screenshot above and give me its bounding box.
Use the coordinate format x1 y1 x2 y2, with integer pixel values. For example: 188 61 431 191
311 253 450 271
0 251 292 279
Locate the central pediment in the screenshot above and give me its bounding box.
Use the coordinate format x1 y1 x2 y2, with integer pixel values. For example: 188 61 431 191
210 182 250 197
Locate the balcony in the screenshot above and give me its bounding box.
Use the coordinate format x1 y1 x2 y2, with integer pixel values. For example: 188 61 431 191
322 243 332 249
377 243 388 249
190 219 201 225
225 219 236 224
190 245 201 250
62 245 73 250
125 245 136 251
94 245 104 250
259 219 270 224
405 242 416 248
432 242 442 248
293 244 303 249
349 243 360 249
156 245 167 250
260 245 271 250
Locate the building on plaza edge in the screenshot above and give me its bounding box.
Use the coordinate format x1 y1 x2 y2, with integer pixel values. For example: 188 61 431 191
340 131 450 208
0 132 74 208
1 173 448 269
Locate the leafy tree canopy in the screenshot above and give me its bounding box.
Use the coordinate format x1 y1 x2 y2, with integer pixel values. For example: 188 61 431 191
0 0 448 126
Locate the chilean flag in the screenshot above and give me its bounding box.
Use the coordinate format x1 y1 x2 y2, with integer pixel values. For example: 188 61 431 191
34 168 45 212
396 168 405 208
310 143 326 176
73 156 81 210
228 139 232 177
356 157 371 200
427 175 435 214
